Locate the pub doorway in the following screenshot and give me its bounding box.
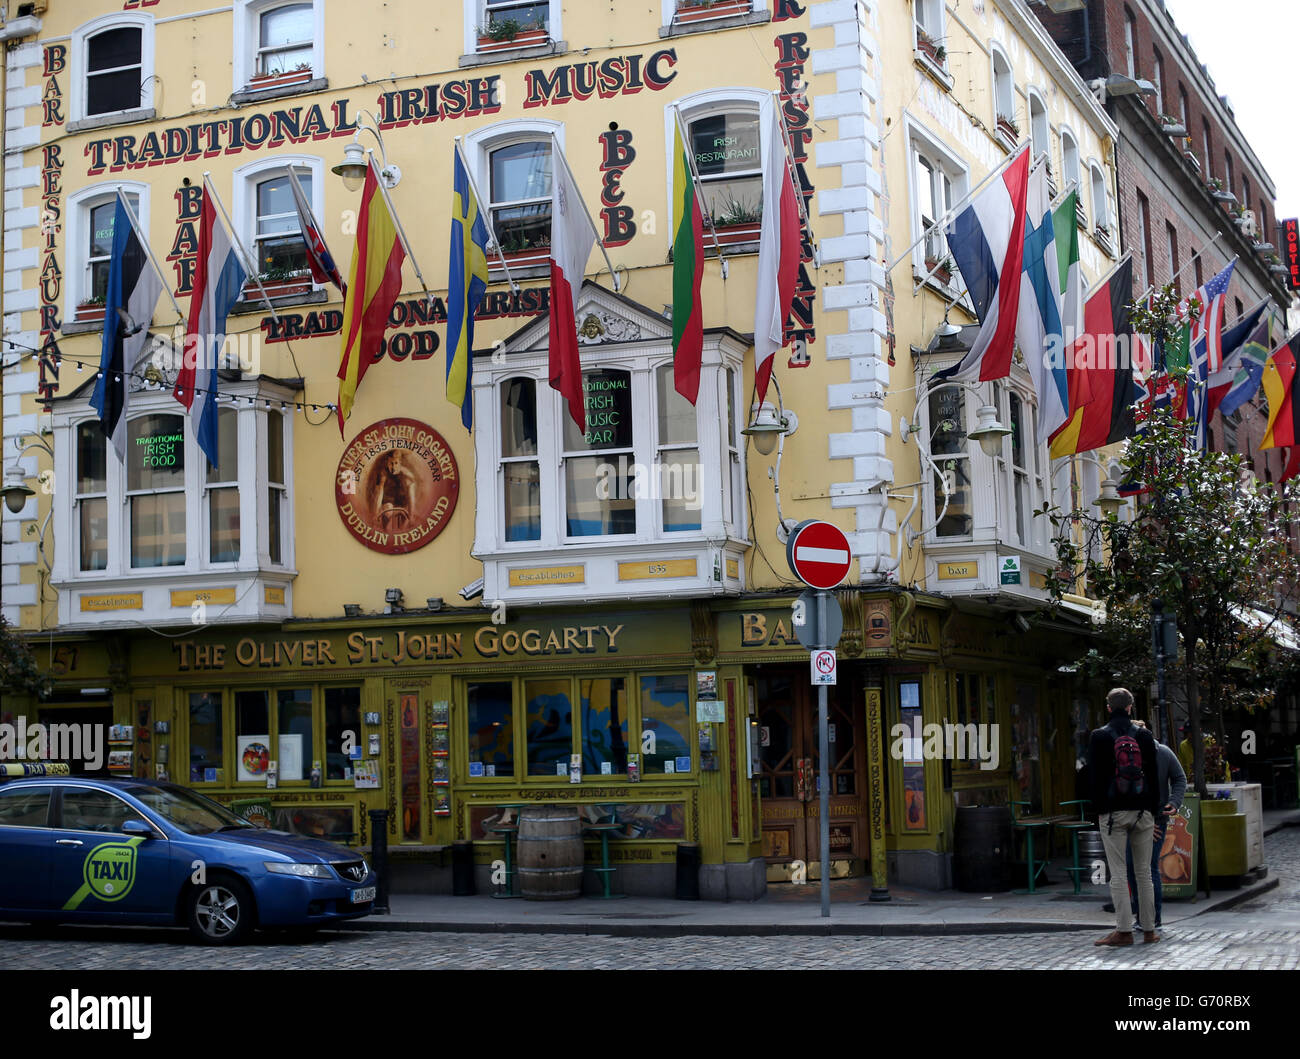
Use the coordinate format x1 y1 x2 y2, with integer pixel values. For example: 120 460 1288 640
755 668 867 880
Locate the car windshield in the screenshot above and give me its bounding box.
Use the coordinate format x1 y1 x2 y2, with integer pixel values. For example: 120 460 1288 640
122 784 254 836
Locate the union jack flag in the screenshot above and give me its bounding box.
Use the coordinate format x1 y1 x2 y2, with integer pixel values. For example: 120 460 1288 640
287 167 347 297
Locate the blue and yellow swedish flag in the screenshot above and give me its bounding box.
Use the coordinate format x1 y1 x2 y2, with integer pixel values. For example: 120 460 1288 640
447 147 491 430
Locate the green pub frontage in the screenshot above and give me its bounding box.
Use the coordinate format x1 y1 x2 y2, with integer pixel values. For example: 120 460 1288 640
9 592 1103 897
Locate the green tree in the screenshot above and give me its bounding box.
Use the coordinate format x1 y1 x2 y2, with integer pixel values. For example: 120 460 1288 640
0 615 51 699
1042 404 1300 797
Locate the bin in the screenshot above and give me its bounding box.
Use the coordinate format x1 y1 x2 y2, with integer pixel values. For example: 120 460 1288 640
675 842 701 900
953 806 1012 892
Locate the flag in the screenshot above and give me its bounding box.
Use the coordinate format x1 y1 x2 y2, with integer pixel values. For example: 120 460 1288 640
286 167 346 296
175 184 247 468
753 98 801 406
91 193 163 462
548 140 598 433
1207 302 1270 421
1186 260 1236 374
670 117 704 404
1049 256 1137 458
446 146 490 431
936 146 1031 386
336 161 406 435
1017 165 1070 442
1261 333 1300 451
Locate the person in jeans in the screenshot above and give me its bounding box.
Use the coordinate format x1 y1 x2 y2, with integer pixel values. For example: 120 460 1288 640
1089 688 1162 946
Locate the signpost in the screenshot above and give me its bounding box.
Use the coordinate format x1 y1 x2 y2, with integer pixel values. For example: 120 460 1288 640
785 520 851 918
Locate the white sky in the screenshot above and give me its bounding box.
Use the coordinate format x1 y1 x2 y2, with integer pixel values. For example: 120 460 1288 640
1162 0 1299 225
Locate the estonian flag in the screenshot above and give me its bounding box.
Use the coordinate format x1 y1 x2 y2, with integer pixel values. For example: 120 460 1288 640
90 193 164 462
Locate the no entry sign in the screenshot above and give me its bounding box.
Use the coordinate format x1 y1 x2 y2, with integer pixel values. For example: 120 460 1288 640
786 519 852 590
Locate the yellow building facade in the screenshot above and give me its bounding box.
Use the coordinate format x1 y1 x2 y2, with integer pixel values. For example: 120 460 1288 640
1 0 1120 895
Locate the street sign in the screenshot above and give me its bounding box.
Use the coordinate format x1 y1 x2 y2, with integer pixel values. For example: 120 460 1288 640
786 519 852 590
999 555 1021 585
792 588 843 650
811 649 837 685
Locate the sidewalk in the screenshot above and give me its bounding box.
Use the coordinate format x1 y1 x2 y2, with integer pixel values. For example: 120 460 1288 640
347 808 1298 938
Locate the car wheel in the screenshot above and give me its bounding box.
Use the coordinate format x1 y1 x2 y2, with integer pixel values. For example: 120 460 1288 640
187 876 255 945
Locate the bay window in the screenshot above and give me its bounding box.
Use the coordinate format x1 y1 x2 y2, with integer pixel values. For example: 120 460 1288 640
563 369 635 537
76 424 108 573
128 413 186 569
206 408 241 564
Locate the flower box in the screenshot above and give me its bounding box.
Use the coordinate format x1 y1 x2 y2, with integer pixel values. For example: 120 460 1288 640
246 276 311 300
996 116 1019 142
924 259 953 287
477 27 549 52
493 246 550 270
675 0 752 22
915 34 946 67
249 68 313 90
711 221 762 246
75 303 106 323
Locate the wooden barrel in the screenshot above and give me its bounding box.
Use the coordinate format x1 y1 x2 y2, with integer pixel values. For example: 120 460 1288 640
953 806 1012 892
1078 830 1108 883
517 805 584 900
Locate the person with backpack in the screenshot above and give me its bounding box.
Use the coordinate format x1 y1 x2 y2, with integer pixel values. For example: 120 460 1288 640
1088 688 1162 946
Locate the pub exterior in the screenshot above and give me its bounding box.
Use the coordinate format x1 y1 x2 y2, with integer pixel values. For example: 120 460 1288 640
3 0 1121 896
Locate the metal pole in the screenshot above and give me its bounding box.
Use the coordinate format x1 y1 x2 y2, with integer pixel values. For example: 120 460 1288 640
1153 600 1169 747
818 589 830 919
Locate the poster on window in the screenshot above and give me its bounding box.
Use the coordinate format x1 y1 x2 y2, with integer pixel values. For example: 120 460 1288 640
237 735 272 782
277 733 304 782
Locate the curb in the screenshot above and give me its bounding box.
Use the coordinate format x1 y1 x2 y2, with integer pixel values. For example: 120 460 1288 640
1191 873 1279 913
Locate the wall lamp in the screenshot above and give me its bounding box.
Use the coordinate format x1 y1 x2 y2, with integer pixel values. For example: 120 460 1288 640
742 375 800 543
384 588 404 613
332 109 401 189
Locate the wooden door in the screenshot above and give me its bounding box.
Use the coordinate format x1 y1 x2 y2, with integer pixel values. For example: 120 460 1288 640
756 669 867 879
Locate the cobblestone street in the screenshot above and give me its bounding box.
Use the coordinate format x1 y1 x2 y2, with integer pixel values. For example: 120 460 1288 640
3 827 1297 971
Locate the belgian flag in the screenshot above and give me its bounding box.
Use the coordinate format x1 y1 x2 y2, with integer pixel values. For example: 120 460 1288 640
1049 257 1138 458
1260 332 1300 482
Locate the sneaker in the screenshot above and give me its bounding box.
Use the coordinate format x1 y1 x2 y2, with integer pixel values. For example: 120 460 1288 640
1094 931 1133 947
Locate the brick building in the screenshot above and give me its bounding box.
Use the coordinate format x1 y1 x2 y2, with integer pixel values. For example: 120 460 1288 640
1033 0 1293 484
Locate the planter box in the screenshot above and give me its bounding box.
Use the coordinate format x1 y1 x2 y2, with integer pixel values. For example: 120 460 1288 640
1161 123 1187 137
494 247 550 270
996 117 1019 143
675 0 752 22
924 261 952 287
1211 189 1236 204
75 304 106 323
710 222 761 246
246 279 311 300
477 28 549 52
249 69 313 90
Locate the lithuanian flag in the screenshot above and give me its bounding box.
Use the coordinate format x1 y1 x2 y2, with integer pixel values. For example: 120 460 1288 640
671 119 704 404
336 161 407 435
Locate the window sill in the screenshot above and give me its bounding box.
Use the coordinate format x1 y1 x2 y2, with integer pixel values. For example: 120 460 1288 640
230 76 329 105
231 288 329 315
61 318 110 337
914 51 953 92
67 107 157 134
489 262 550 282
659 9 770 38
459 39 568 68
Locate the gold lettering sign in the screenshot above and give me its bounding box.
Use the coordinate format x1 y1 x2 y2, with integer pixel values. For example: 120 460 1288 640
1029 572 1048 590
170 588 236 607
937 561 979 581
726 558 739 580
80 593 142 612
617 559 696 581
265 586 286 605
508 565 585 587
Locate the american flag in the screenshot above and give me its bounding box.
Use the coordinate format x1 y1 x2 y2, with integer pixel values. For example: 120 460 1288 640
1186 260 1236 374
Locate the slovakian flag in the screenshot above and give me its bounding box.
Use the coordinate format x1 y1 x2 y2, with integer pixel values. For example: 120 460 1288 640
175 182 247 468
1206 301 1270 421
91 192 164 463
671 117 705 405
336 161 407 434
548 138 598 434
1048 256 1137 459
753 98 802 406
446 145 491 432
936 145 1031 386
286 166 346 297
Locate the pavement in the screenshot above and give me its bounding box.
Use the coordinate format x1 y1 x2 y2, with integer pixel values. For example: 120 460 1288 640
345 806 1300 939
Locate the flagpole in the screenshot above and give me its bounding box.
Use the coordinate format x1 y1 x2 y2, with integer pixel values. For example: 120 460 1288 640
886 142 1031 273
549 133 621 293
115 187 185 323
364 151 435 306
671 105 729 279
768 91 814 242
453 138 520 296
1134 232 1228 304
201 172 285 334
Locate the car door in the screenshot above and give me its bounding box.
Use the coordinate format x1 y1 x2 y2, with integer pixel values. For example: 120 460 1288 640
51 786 174 923
0 784 55 913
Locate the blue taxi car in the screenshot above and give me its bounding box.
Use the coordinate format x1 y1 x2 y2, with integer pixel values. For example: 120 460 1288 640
0 774 375 944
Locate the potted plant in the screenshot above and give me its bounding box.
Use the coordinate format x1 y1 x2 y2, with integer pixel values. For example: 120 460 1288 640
915 27 946 65
709 196 763 245
495 231 550 266
1159 114 1187 137
477 17 548 51
675 0 752 23
75 294 107 322
1206 178 1236 204
925 254 955 286
250 61 313 89
996 113 1019 144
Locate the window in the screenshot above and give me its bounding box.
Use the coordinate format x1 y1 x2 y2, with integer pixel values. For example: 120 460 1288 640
465 671 691 780
501 378 541 541
1028 91 1049 166
59 788 148 833
234 0 323 92
1225 153 1234 198
1202 118 1213 175
656 365 701 532
464 0 561 55
485 0 549 32
76 423 108 572
189 692 224 782
267 409 286 564
1152 47 1165 113
1178 85 1189 129
66 184 148 320
206 408 240 564
233 157 324 299
915 153 952 267
914 0 942 39
324 687 361 780
1061 129 1083 225
70 14 155 125
128 412 186 569
1090 163 1109 231
253 171 310 277
0 786 52 827
993 382 1047 552
563 368 635 537
1124 7 1137 79
1136 191 1153 291
1194 254 1203 289
489 139 552 258
688 108 762 232
992 47 1015 132
1166 222 1180 290
1242 174 1250 214
908 128 968 284
928 385 972 538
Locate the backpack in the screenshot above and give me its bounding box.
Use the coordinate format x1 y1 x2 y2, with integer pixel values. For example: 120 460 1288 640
1110 727 1145 802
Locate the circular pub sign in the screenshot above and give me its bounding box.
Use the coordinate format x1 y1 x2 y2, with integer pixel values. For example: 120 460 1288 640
335 418 459 554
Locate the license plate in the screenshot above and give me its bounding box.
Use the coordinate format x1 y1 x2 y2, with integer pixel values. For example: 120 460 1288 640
350 886 376 904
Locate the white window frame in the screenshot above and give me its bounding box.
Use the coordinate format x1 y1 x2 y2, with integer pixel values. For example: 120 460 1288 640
1027 89 1050 166
231 155 324 291
991 44 1015 130
905 119 970 290
464 119 563 275
1124 8 1137 79
914 0 943 40
69 12 155 125
64 181 150 321
463 0 563 56
662 0 768 25
666 88 770 250
1089 161 1110 231
1152 47 1165 113
74 422 108 575
233 0 325 91
1060 127 1083 224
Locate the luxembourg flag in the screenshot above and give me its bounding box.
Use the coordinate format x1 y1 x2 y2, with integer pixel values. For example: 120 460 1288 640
935 146 1030 387
174 184 248 468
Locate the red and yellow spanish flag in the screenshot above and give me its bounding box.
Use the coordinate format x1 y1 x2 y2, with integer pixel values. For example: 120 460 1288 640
671 120 704 404
336 162 406 434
